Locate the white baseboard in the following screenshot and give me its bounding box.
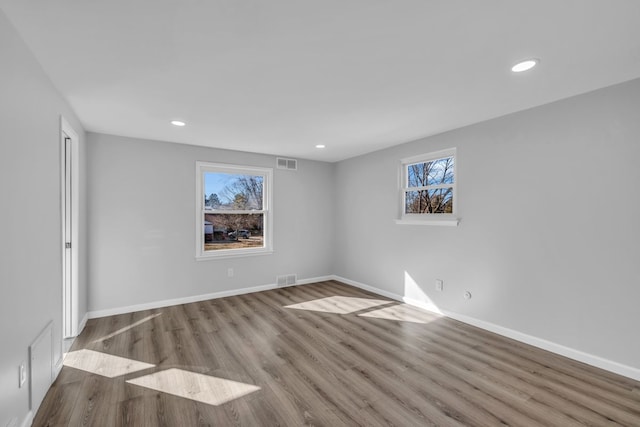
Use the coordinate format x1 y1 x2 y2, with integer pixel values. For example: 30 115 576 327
87 275 332 319
78 312 89 333
331 275 640 382
19 411 33 427
297 275 333 285
54 355 64 378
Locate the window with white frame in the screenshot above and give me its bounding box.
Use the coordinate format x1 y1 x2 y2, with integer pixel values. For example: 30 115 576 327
399 148 458 225
196 162 273 259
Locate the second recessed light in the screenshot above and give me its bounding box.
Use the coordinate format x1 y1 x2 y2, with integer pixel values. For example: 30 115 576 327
511 59 539 73
315 144 326 149
171 120 186 127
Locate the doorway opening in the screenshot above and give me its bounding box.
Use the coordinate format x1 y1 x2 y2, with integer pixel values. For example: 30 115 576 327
61 117 79 338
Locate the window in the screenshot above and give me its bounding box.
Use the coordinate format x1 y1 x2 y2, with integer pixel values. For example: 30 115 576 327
196 162 273 259
397 148 459 226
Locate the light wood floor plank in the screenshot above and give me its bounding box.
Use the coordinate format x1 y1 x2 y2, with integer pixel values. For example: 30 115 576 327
33 281 640 426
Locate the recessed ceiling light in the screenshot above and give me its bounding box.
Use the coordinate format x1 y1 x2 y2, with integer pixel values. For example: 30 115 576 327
315 144 326 149
171 120 186 127
511 59 539 73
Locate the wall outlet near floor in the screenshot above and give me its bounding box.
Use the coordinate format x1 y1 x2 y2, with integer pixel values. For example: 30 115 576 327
435 279 444 291
227 268 234 277
18 362 26 388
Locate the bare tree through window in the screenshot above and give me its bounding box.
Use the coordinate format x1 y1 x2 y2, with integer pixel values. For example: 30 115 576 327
404 155 455 214
197 163 272 256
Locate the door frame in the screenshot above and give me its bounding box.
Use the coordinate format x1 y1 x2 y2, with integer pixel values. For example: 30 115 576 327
60 116 79 338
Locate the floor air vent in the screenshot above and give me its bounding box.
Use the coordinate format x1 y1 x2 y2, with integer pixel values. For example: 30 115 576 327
277 274 297 286
277 157 297 170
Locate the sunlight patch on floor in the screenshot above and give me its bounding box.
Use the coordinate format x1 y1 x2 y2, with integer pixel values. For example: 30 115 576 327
359 303 438 324
127 368 261 406
284 296 391 314
92 313 162 343
63 349 155 378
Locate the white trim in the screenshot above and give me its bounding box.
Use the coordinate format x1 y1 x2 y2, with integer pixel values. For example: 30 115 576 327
407 183 453 191
331 275 444 314
330 275 403 301
82 274 640 381
395 218 460 226
29 321 54 412
87 276 331 319
436 310 640 382
401 147 457 165
60 116 80 338
78 312 89 334
53 356 64 379
195 249 274 261
195 161 274 260
330 275 640 381
19 411 33 427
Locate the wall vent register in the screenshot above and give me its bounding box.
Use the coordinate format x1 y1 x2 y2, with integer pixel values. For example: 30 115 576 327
276 158 297 170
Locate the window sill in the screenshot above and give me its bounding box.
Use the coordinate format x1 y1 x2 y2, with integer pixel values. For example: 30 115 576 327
395 217 460 227
196 248 274 261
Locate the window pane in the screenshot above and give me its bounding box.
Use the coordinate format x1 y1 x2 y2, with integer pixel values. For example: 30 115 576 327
204 172 263 210
407 156 454 187
204 213 264 251
405 188 453 214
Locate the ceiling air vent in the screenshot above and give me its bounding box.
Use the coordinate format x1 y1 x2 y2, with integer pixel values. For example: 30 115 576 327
277 157 297 170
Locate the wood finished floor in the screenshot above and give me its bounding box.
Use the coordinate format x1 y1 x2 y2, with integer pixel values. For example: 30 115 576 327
34 281 640 426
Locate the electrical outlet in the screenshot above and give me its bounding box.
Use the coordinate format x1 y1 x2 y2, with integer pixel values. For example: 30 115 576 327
18 362 26 388
435 279 443 291
227 268 234 277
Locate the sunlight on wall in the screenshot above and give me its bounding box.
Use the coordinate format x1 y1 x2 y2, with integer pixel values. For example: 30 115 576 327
63 349 155 378
92 313 162 343
284 296 391 314
403 271 442 314
127 368 261 406
359 304 439 324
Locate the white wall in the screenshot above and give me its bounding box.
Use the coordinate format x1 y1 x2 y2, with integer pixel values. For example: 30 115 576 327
0 10 87 426
86 133 334 313
334 78 640 373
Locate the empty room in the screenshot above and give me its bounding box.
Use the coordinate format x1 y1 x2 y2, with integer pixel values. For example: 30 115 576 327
2 1 640 426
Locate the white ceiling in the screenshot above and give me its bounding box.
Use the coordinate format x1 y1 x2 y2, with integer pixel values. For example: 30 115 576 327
2 1 640 162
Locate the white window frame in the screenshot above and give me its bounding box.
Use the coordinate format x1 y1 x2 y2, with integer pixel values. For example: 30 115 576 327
396 148 459 227
196 161 273 259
